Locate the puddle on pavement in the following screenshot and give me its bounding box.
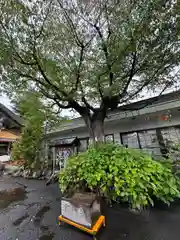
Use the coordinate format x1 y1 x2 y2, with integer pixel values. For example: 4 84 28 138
40 225 50 231
39 226 54 240
39 232 55 240
33 205 50 225
13 213 29 226
0 187 26 209
56 197 61 201
39 225 55 240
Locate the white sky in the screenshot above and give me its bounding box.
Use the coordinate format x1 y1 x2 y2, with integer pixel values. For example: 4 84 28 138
0 95 12 109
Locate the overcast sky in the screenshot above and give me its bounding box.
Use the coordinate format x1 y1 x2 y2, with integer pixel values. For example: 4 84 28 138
0 95 12 109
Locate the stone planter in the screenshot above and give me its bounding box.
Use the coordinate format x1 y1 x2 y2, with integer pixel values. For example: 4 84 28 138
61 192 101 229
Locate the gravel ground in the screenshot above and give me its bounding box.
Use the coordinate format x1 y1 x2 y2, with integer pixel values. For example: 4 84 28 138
0 176 180 240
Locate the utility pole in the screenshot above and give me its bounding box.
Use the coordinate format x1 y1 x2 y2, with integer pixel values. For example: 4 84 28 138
44 119 48 163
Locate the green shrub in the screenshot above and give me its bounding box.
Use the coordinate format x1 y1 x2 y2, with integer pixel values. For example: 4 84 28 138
11 141 23 161
59 143 180 209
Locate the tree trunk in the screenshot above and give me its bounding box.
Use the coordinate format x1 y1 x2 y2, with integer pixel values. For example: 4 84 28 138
82 111 105 144
91 119 105 142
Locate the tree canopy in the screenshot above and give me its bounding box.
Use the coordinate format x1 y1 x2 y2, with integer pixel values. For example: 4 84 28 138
0 0 179 140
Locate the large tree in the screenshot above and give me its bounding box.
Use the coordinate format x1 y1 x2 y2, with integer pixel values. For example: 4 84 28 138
0 0 179 141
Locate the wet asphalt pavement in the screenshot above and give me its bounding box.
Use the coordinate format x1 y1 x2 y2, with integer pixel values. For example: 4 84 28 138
1 176 180 240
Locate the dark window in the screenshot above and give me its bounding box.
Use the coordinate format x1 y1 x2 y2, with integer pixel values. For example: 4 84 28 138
121 132 139 148
161 127 180 146
0 143 8 155
120 130 161 158
120 127 180 159
160 126 180 160
105 134 114 143
138 130 161 158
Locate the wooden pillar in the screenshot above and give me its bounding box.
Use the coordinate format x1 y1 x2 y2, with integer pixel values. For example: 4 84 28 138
7 142 11 155
52 147 56 175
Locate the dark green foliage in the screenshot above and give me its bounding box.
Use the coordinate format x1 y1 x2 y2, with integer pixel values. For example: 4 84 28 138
59 143 180 209
11 91 63 168
11 92 46 167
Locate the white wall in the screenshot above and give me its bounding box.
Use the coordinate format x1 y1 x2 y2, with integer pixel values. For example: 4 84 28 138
48 108 180 144
104 108 180 135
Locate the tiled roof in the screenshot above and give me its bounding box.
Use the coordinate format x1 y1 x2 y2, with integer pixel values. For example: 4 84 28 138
0 130 20 142
0 103 23 126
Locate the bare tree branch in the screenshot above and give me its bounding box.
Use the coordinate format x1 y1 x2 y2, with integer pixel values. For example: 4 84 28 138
120 64 171 105
57 0 83 47
121 51 137 96
70 45 85 94
38 86 71 109
81 96 95 112
0 18 37 66
104 3 112 39
97 78 105 103
14 70 71 109
35 0 53 40
94 23 113 86
13 53 37 66
68 99 89 116
32 49 68 99
119 84 173 112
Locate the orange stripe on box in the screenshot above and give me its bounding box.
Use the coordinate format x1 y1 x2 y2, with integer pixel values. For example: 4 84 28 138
58 215 105 235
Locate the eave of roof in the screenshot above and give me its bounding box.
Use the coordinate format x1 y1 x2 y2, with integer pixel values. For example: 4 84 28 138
47 90 180 136
0 130 20 140
0 103 23 126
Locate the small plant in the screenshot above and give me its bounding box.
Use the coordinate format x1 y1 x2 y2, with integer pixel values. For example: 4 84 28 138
11 91 65 169
59 143 180 209
163 139 180 176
